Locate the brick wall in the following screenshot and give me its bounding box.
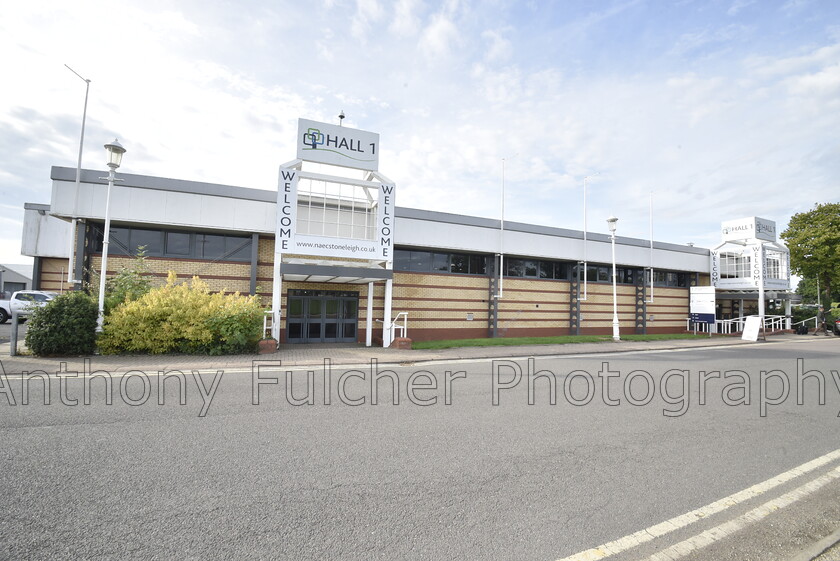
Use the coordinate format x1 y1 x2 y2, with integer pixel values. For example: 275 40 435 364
37 258 75 293
89 254 252 294
577 282 640 336
644 286 690 334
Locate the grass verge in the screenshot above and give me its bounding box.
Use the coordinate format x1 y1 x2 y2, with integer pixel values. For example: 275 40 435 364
412 333 718 350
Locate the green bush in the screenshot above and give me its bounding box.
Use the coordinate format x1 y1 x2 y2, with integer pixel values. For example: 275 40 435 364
98 272 264 355
104 251 152 315
25 291 98 356
791 306 818 325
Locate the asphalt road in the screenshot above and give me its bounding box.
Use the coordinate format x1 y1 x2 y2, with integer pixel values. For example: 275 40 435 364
1 339 838 560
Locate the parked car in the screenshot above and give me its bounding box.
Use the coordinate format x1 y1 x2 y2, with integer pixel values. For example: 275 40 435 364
0 290 57 323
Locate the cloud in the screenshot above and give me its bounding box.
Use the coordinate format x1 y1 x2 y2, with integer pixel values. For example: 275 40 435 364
670 24 750 57
727 0 756 16
351 0 385 40
1 0 839 265
419 12 460 60
390 0 423 36
481 29 513 64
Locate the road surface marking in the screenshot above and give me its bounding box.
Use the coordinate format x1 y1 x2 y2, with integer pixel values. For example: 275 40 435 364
642 465 840 560
556 447 840 561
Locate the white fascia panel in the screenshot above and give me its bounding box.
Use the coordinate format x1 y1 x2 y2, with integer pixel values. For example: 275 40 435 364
199 196 236 229
21 208 72 258
126 187 168 224
396 218 499 253
164 191 203 227
232 198 275 232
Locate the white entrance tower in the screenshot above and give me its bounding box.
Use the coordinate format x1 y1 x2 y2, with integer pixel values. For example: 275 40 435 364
271 118 396 346
710 217 791 330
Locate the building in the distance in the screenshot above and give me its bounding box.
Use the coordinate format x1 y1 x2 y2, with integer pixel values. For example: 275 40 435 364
19 119 792 345
0 263 32 298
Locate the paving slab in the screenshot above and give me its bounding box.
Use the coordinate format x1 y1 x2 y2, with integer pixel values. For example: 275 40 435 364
1 333 825 375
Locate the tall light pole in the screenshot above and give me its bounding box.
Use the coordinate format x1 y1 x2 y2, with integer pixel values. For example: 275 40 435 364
580 172 599 302
65 64 91 287
96 139 126 332
607 215 620 342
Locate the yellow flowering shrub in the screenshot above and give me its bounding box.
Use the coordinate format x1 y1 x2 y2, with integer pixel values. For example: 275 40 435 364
99 272 264 355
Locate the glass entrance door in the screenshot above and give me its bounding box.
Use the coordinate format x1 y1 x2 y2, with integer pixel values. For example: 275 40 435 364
286 290 359 343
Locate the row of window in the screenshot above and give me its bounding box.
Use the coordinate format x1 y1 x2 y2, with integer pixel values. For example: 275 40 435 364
93 226 253 262
576 266 689 287
394 251 488 275
394 250 691 286
87 230 692 286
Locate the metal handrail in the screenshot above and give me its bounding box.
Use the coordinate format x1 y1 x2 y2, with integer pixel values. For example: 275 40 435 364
263 310 274 339
390 312 408 339
686 314 790 335
791 315 817 328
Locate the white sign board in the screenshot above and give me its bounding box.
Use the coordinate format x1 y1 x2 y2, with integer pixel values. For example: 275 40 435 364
741 316 762 341
296 118 380 171
689 286 716 315
721 216 777 242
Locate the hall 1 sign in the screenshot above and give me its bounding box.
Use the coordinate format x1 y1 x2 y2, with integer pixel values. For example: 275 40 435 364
721 216 777 242
296 118 380 172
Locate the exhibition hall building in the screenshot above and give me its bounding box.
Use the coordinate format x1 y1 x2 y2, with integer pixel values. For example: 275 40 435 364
19 119 792 346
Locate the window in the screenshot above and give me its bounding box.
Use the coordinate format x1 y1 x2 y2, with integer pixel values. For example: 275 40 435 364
94 226 252 262
130 229 163 255
470 255 486 275
451 254 468 274
165 232 191 255
506 259 525 277
394 249 487 276
524 260 538 277
226 236 252 260
408 251 431 272
198 234 226 260
597 267 609 282
432 253 449 272
539 261 553 279
505 258 571 280
394 251 411 271
105 227 130 255
720 252 750 279
651 270 688 287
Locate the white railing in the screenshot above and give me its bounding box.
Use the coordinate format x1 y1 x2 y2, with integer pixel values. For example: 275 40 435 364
686 314 790 335
263 311 274 339
390 312 408 340
792 315 818 331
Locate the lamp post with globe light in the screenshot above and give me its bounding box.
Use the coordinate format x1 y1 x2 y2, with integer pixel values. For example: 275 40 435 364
96 139 126 332
607 215 620 342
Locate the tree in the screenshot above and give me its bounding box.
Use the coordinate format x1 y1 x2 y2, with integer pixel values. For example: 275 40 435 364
781 203 840 306
795 276 840 306
87 248 153 315
25 291 98 356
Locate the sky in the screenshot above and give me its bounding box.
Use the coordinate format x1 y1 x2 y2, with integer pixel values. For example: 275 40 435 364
1 0 839 269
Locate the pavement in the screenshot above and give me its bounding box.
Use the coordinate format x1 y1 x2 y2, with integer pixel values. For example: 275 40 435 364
2 331 838 560
3 331 828 375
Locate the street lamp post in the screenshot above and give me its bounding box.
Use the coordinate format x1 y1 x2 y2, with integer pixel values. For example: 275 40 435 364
607 215 620 342
65 64 91 287
96 139 126 332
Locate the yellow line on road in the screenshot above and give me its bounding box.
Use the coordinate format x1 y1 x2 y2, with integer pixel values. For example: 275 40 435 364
556 448 840 561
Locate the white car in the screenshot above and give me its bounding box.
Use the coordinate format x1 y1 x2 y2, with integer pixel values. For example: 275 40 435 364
0 290 57 323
